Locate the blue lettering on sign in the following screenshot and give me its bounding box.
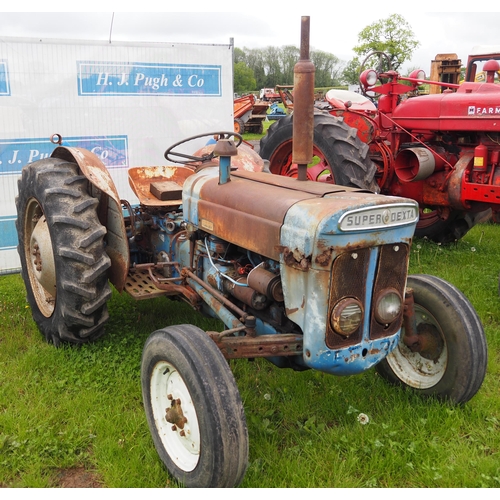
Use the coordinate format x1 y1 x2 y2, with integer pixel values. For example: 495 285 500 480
0 60 10 96
0 216 18 250
77 61 221 96
0 136 128 175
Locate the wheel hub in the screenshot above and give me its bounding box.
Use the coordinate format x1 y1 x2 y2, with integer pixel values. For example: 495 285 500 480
414 323 444 362
386 306 448 389
150 361 201 472
165 396 188 430
30 215 57 296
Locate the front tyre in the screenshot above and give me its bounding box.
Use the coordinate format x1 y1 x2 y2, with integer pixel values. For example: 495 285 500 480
376 275 487 404
141 325 249 488
15 158 112 345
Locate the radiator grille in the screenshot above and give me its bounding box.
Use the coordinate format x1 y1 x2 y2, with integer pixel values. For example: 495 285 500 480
326 248 369 348
370 244 409 340
325 244 409 349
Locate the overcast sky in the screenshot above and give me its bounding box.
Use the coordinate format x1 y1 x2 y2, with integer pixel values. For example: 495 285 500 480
1 7 499 74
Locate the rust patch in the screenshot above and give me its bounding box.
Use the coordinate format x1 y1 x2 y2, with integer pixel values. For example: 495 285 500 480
315 247 333 267
283 247 311 271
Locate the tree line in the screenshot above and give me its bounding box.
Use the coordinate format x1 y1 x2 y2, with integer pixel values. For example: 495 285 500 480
233 14 420 94
234 46 345 93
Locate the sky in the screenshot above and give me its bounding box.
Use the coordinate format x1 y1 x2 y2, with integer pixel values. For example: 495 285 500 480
0 7 499 75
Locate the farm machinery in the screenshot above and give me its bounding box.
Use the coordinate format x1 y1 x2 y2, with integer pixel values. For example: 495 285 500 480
260 51 500 243
233 93 269 134
429 46 500 91
15 19 487 487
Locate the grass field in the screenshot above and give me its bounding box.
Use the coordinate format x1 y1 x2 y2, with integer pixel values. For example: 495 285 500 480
1 209 500 486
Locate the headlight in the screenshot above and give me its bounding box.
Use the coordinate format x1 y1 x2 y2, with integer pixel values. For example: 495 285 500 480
331 297 363 337
360 69 378 88
374 288 402 325
409 69 426 81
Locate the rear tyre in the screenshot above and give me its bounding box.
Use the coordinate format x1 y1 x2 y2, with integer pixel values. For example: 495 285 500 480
376 275 487 404
234 117 245 135
259 112 379 191
15 158 112 345
415 208 491 244
141 324 249 488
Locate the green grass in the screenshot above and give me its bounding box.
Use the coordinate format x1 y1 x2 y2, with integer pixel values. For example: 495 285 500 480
243 115 279 141
1 222 500 487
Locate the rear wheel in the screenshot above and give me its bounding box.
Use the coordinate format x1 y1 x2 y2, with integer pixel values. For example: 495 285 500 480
259 112 379 191
15 158 111 345
376 274 487 404
141 324 249 488
415 208 491 244
234 117 245 135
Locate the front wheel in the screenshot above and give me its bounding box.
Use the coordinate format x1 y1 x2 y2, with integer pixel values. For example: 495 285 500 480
376 275 487 404
141 325 249 488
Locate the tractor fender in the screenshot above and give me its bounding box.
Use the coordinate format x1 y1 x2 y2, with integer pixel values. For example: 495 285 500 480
50 146 130 292
447 152 473 210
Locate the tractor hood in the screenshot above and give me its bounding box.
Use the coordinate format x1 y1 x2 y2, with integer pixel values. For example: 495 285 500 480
182 168 418 263
392 82 500 132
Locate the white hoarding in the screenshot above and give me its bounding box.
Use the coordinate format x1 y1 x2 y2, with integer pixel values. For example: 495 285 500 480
0 36 234 273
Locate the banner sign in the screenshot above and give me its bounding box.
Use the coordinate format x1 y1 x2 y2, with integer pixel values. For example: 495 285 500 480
0 60 9 96
0 37 234 273
0 135 129 175
77 61 222 96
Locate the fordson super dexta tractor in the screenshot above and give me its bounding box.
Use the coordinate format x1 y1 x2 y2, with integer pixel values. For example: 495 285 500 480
260 51 500 244
15 20 487 487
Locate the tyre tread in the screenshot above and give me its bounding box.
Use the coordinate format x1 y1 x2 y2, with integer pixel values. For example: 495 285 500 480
16 157 111 344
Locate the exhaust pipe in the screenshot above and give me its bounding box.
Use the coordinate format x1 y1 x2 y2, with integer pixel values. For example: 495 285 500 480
292 16 315 181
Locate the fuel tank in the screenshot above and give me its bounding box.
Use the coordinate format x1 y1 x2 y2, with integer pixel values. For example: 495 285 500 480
392 82 500 132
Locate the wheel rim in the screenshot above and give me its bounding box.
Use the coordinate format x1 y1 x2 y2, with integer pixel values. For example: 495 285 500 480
269 140 333 182
150 360 201 472
386 304 448 389
417 207 448 230
24 198 56 317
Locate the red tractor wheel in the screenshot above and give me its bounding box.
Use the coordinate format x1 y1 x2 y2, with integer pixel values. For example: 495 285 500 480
415 207 491 244
259 112 379 191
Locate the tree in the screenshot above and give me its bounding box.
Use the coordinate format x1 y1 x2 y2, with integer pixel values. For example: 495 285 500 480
341 57 362 85
234 61 256 94
262 46 282 87
353 14 420 71
280 45 300 85
234 47 247 65
245 48 266 89
311 49 342 87
234 45 345 90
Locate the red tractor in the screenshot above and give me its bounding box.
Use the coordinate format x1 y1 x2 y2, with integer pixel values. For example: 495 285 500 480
259 52 500 243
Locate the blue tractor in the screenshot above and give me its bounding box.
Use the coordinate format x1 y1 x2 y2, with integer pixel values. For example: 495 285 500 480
15 18 487 488
15 129 487 487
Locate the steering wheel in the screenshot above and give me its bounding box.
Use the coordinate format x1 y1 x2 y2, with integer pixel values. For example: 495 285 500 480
164 131 243 164
359 51 393 97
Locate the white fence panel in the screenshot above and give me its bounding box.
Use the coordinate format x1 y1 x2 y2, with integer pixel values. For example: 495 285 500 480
0 37 234 273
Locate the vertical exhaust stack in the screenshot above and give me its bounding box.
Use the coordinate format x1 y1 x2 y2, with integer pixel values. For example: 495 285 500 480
292 16 315 181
